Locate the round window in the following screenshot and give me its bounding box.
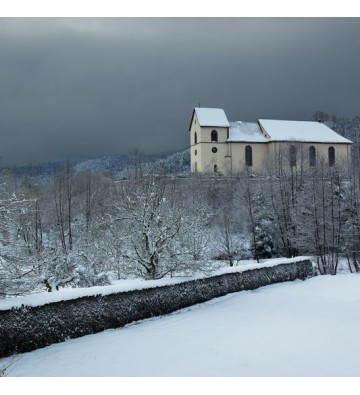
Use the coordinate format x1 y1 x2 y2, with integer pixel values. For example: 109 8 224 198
212 147 218 153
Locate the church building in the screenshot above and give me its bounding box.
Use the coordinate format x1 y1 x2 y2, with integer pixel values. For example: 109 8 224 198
189 107 353 174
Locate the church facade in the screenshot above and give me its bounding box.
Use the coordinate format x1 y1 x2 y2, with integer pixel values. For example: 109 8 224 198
189 107 353 174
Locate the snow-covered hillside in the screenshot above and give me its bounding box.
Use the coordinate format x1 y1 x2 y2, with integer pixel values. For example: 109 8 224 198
1 149 190 180
2 273 360 377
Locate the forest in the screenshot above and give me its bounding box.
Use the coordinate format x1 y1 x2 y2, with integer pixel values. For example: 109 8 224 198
1 113 360 298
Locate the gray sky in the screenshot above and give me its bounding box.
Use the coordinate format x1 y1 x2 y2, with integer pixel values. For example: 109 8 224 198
1 18 360 166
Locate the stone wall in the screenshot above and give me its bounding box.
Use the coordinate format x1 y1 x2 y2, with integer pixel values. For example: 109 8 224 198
0 260 313 358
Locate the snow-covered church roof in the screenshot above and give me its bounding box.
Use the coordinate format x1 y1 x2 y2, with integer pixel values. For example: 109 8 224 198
228 121 268 142
258 119 352 144
191 108 352 144
192 107 230 128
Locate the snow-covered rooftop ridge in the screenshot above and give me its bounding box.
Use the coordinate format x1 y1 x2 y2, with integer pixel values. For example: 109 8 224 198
194 107 230 127
193 108 352 144
259 119 352 144
228 121 268 142
0 257 311 311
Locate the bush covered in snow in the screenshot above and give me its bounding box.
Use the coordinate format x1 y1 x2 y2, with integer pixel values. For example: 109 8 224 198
0 259 313 358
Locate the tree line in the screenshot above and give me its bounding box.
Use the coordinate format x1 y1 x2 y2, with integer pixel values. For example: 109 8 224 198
1 114 360 297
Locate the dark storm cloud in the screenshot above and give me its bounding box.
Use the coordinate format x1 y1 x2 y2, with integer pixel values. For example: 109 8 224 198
1 18 360 166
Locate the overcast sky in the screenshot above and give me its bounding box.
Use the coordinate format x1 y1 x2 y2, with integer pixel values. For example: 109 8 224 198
1 17 360 166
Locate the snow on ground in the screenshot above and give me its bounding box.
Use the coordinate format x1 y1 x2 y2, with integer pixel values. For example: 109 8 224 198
2 273 360 377
0 257 311 311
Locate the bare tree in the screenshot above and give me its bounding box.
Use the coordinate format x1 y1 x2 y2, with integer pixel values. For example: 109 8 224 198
118 172 209 279
343 153 360 272
313 111 329 123
214 176 240 266
0 175 38 297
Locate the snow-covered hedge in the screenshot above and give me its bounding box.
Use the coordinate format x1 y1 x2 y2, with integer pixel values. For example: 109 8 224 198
0 259 313 358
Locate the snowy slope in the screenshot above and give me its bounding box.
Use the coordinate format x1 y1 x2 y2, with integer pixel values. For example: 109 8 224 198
73 149 190 176
1 149 190 180
2 273 360 377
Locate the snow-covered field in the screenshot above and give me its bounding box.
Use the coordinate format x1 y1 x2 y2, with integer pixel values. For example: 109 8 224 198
2 273 360 377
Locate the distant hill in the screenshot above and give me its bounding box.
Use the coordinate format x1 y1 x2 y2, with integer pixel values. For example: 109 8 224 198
75 149 190 178
0 158 81 179
0 149 190 180
136 149 191 177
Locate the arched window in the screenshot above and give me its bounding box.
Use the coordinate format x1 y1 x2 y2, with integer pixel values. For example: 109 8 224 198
194 132 197 144
309 146 316 166
329 146 335 166
211 130 218 142
245 145 253 167
194 162 197 172
214 164 218 173
289 145 297 167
